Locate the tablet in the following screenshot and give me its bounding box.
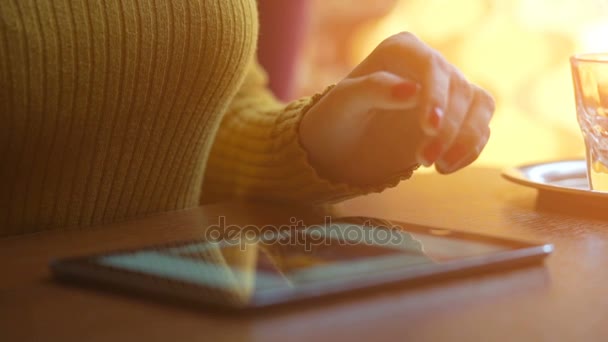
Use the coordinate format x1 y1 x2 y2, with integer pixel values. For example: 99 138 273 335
51 217 552 310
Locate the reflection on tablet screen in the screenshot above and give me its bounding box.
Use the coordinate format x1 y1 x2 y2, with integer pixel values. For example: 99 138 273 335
94 219 521 306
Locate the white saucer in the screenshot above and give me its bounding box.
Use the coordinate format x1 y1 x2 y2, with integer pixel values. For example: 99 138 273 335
501 159 608 199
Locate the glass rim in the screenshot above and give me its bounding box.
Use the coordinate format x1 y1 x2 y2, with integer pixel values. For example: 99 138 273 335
571 52 608 64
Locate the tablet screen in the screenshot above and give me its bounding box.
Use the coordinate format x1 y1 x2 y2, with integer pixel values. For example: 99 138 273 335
52 217 551 309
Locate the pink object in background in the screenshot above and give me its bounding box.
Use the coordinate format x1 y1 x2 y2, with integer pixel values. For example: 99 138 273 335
257 0 311 101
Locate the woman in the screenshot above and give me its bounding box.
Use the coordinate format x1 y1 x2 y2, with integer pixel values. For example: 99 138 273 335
0 0 494 236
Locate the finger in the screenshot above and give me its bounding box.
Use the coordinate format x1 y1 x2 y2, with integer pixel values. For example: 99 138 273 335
352 32 452 134
454 127 491 171
416 71 474 166
333 71 421 113
435 87 495 173
419 54 452 136
350 32 434 80
437 70 475 146
435 129 490 174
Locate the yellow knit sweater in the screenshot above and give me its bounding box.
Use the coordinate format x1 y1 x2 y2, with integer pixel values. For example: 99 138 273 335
0 0 414 236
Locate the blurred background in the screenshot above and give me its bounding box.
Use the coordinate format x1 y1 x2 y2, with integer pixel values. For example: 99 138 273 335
260 0 608 169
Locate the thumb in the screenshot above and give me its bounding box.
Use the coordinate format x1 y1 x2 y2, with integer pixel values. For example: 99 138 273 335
332 71 421 113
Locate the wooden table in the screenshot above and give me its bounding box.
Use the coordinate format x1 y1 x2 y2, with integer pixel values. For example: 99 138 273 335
3 167 608 341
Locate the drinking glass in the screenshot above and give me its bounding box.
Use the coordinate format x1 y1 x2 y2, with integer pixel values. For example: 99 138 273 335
571 53 608 191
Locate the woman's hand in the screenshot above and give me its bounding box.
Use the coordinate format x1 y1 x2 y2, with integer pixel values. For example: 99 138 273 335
299 32 495 186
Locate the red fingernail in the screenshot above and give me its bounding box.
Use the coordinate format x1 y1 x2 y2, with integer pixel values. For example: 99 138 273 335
429 107 443 130
391 82 419 100
419 140 443 166
424 107 444 135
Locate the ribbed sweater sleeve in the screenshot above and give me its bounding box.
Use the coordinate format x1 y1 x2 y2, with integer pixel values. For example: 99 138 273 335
201 61 418 204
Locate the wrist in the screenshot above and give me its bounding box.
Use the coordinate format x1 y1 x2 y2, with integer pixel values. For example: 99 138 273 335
299 102 345 182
